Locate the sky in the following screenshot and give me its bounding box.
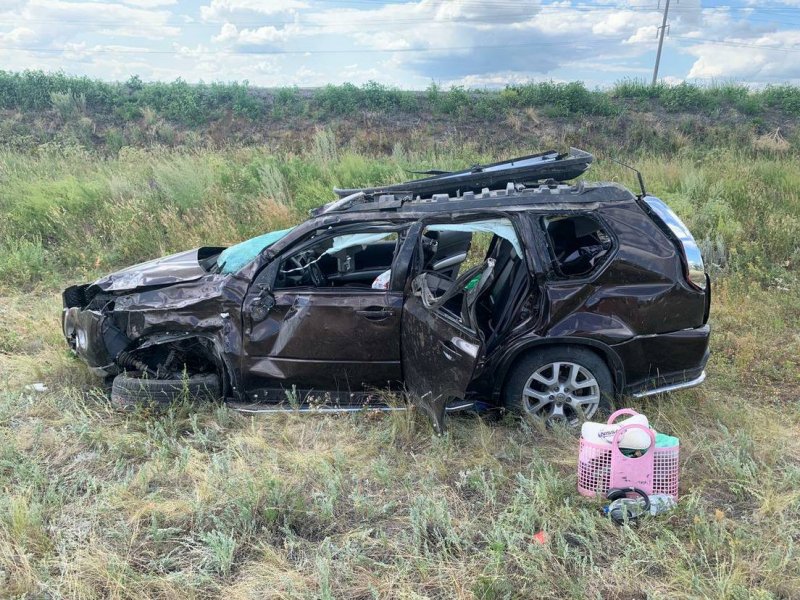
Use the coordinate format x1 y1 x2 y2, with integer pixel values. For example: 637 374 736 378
2 0 800 88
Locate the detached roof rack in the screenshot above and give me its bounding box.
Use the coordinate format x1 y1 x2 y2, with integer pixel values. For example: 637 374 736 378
334 147 592 198
311 148 593 216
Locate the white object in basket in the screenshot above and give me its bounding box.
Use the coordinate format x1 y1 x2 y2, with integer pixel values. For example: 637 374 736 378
580 412 651 450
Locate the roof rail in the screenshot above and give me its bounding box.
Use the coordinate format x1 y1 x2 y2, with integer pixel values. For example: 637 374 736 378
334 147 592 198
310 147 593 216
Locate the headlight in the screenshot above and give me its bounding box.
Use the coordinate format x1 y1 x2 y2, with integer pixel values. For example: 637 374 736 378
76 329 88 351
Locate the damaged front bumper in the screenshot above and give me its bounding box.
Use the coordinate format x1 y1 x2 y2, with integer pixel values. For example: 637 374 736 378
62 285 129 377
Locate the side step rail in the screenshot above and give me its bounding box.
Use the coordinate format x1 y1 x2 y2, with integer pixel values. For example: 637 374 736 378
227 399 475 415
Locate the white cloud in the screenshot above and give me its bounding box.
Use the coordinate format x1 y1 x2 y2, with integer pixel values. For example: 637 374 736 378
591 12 646 36
15 0 180 41
122 0 177 7
686 30 800 80
200 0 308 21
448 71 546 88
0 27 38 45
625 25 659 45
213 22 306 45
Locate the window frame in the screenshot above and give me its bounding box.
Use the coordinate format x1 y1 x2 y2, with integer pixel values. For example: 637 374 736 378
266 221 410 294
408 211 530 333
535 210 618 282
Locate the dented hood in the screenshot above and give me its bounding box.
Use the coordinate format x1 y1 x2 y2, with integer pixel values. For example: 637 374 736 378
90 247 223 292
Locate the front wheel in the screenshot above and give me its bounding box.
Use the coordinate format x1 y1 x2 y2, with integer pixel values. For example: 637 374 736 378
111 371 221 410
502 346 613 426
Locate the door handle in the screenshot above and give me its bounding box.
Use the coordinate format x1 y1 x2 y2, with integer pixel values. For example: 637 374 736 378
356 307 394 321
439 340 461 361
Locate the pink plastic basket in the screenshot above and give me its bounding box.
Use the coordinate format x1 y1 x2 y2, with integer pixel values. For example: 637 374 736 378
578 409 680 499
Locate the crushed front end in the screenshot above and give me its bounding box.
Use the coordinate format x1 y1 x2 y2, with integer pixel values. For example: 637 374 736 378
62 284 131 377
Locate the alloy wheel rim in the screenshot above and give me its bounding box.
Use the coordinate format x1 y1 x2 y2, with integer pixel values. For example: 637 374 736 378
521 361 600 425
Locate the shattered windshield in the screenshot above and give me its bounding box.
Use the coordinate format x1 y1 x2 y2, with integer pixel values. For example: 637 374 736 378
216 227 295 274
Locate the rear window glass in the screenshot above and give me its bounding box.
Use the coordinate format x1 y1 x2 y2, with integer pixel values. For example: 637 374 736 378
541 214 613 277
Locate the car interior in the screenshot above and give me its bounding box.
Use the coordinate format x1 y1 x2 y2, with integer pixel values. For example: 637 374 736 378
273 227 482 290
272 219 529 344
416 219 528 344
275 231 401 288
543 214 612 277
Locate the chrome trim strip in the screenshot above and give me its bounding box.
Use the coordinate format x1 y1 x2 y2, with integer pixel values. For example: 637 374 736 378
229 400 476 415
632 370 706 398
229 404 406 415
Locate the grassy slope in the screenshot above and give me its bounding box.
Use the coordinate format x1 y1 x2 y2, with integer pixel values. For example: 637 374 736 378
2 73 800 157
1 133 799 597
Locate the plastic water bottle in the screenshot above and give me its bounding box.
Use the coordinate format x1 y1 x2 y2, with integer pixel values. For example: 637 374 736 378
648 494 677 516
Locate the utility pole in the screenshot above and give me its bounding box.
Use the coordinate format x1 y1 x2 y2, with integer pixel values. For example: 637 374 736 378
652 0 671 85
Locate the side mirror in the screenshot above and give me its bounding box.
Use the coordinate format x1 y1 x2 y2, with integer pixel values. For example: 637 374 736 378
251 291 275 321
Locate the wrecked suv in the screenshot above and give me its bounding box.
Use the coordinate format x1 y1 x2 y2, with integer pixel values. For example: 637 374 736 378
63 149 710 432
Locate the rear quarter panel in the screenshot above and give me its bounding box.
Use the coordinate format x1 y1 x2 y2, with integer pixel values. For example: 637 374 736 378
545 200 707 342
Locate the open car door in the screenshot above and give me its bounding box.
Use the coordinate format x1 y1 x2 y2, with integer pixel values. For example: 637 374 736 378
401 259 495 434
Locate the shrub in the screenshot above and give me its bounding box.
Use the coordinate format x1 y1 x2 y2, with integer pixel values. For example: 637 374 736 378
271 86 304 118
50 91 86 121
0 237 49 288
760 85 800 115
313 83 361 116
505 81 619 116
611 79 667 100
659 82 709 112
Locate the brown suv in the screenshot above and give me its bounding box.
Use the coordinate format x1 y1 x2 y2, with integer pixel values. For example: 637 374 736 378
62 149 710 431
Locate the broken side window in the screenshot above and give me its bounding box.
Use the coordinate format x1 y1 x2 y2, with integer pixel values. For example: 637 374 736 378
275 229 400 289
541 214 613 278
415 218 525 339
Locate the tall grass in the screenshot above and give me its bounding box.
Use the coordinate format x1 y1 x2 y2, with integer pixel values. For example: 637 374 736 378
1 135 797 291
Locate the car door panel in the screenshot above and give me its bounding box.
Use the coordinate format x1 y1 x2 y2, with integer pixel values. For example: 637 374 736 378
400 258 496 433
401 293 482 433
242 288 403 394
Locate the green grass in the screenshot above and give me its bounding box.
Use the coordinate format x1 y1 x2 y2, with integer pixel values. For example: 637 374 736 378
0 130 799 597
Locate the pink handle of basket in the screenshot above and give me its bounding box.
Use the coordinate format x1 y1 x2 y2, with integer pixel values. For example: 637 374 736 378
611 423 656 457
607 408 639 424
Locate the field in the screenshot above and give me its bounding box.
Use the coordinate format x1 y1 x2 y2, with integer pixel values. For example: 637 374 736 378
1 79 800 597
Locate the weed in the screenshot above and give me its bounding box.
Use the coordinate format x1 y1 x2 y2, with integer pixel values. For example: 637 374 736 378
199 529 237 576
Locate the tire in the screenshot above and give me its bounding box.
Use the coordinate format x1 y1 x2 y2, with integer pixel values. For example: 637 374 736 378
111 371 221 410
502 346 613 426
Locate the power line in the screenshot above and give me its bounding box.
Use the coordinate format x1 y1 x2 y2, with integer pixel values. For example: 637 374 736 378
0 39 622 57
6 4 800 33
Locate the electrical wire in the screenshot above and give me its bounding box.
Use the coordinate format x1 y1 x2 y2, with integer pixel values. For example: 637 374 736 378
0 38 628 56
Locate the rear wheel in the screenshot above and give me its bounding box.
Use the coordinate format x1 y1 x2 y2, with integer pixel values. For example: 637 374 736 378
502 346 613 426
111 371 221 410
